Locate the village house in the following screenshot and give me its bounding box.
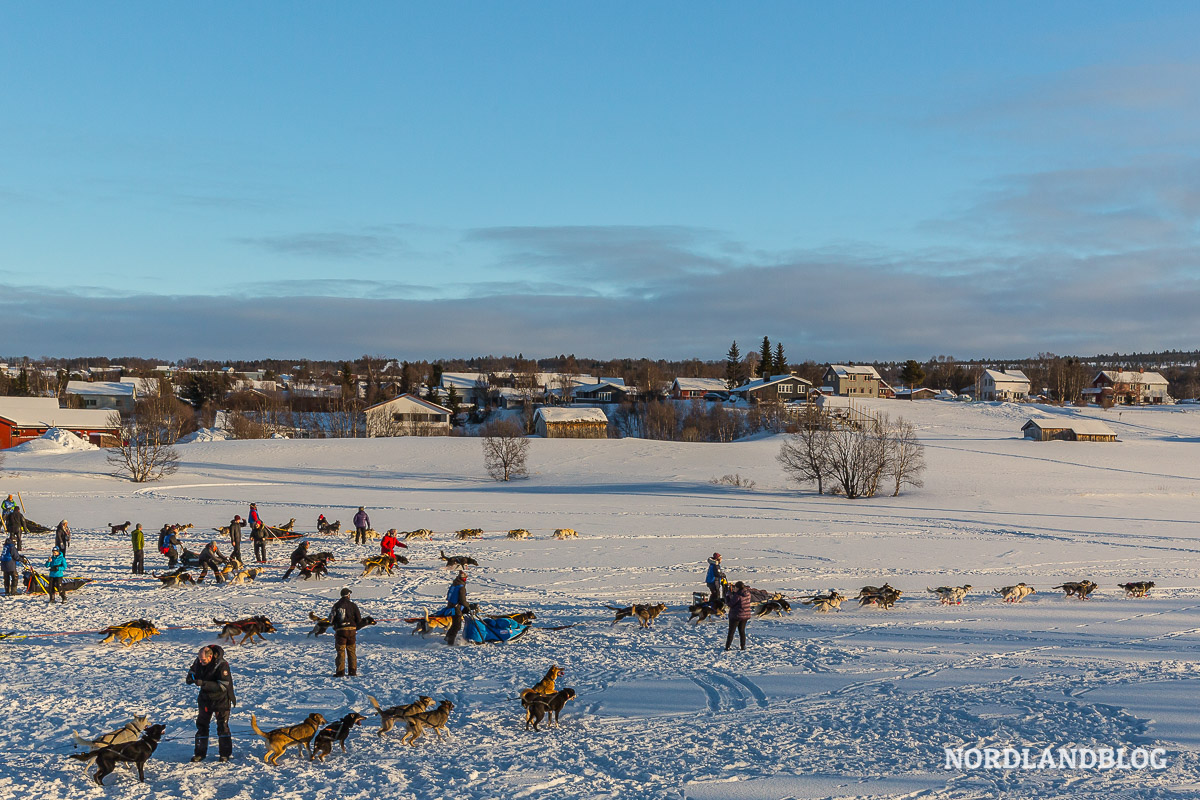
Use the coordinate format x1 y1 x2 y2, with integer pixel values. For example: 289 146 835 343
363 393 452 437
894 387 939 400
1021 417 1117 442
533 407 609 438
1090 370 1170 405
979 369 1031 402
671 377 729 400
822 365 883 397
0 397 120 449
64 380 137 414
572 381 635 404
730 373 813 404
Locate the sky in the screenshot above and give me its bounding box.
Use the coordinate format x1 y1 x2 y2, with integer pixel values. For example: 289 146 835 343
1 2 1198 362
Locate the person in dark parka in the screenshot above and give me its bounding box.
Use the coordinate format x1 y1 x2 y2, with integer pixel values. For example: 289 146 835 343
6 508 24 552
227 515 244 564
54 520 71 554
1 534 23 596
724 580 753 651
250 522 268 563
196 541 227 584
187 645 235 762
444 571 469 646
331 588 364 677
281 540 309 580
353 507 370 546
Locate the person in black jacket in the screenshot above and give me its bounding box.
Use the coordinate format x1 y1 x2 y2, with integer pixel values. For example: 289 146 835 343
250 521 268 563
227 515 244 564
5 508 24 552
281 540 309 580
187 645 235 762
54 520 71 554
196 542 227 584
331 588 363 677
724 581 753 651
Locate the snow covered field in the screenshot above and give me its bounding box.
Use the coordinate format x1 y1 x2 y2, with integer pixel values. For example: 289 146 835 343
2 399 1199 799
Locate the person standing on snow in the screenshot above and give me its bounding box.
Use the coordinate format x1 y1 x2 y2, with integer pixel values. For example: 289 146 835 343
705 553 725 603
250 520 268 563
131 523 145 574
444 571 469 646
331 588 364 677
227 515 244 564
353 507 370 545
54 520 71 554
44 547 68 603
187 645 235 763
1 534 24 596
724 581 753 651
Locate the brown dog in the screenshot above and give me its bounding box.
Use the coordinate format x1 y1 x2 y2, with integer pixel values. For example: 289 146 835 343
520 664 564 703
368 695 434 735
1053 580 1098 600
401 700 454 746
605 603 667 628
213 616 276 645
250 713 326 764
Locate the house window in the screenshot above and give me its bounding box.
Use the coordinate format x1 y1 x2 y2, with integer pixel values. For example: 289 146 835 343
779 384 792 393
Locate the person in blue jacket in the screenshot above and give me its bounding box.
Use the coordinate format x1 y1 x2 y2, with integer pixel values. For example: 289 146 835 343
45 546 67 603
705 553 725 602
444 571 468 646
1 534 23 596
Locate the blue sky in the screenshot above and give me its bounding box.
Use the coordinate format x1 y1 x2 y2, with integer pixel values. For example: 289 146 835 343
2 3 1198 361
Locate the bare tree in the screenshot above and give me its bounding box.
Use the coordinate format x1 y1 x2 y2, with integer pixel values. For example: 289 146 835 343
777 405 832 494
481 419 529 481
106 412 180 483
887 417 926 496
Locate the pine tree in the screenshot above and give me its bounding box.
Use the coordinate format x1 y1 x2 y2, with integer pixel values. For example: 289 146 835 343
13 369 30 397
774 343 787 376
446 385 461 423
725 341 745 389
758 336 773 379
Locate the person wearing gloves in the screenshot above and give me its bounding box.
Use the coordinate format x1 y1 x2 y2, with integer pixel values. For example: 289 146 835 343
187 645 235 763
1 534 24 596
131 523 145 574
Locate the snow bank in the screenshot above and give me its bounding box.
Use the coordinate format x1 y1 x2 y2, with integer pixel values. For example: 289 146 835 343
7 427 98 453
177 427 230 444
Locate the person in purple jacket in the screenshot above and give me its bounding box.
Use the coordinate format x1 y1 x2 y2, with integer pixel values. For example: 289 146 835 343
353 507 370 545
724 580 753 651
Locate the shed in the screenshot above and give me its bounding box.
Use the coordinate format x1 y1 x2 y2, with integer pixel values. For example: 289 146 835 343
534 407 609 439
1021 418 1117 442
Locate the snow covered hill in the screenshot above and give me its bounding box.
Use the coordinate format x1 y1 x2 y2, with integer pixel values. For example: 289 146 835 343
1 400 1199 799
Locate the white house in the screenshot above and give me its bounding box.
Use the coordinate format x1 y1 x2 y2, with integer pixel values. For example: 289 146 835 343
363 394 452 437
979 369 1031 401
64 381 137 413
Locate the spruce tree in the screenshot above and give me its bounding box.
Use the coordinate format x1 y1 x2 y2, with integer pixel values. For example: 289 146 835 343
758 336 773 379
774 343 787 376
725 341 745 389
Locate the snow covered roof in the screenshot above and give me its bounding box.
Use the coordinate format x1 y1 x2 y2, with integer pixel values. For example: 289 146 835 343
535 407 609 424
364 393 452 415
441 372 488 390
574 381 628 393
672 377 728 392
827 365 882 379
1022 417 1116 436
983 369 1030 384
0 397 119 428
1095 370 1168 386
731 374 813 393
120 377 161 395
65 381 134 397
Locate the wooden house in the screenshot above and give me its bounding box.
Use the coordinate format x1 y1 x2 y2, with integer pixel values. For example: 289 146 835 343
534 407 609 438
1021 418 1116 442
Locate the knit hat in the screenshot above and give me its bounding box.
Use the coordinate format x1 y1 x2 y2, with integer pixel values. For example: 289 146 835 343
712 553 721 560
340 588 352 597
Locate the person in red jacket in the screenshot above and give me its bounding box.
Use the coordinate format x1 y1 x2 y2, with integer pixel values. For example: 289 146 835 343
724 581 753 651
379 529 406 560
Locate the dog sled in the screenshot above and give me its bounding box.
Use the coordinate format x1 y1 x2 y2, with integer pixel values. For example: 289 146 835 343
264 526 303 541
461 613 531 643
22 569 91 595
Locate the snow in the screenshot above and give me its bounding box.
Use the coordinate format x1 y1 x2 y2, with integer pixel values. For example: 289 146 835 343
8 427 98 454
178 428 230 444
1 400 1200 798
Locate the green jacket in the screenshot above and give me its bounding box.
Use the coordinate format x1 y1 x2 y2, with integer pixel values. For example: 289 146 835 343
131 527 144 550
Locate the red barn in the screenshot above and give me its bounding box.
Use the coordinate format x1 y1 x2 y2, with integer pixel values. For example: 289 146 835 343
0 398 120 449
